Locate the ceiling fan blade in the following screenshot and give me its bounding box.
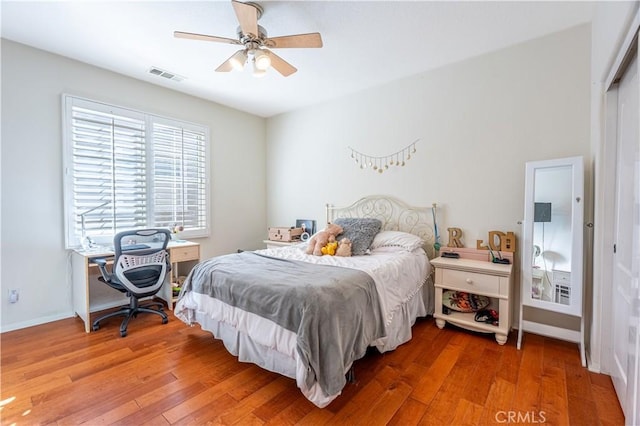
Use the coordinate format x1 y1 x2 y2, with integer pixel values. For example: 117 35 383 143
215 58 234 72
174 31 240 46
232 0 258 37
215 50 247 72
266 50 297 77
265 33 323 49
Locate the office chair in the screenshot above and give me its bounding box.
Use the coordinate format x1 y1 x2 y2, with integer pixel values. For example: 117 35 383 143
92 228 171 337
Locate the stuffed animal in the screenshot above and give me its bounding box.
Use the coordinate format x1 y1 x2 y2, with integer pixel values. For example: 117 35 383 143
306 223 343 256
335 237 352 257
321 235 338 256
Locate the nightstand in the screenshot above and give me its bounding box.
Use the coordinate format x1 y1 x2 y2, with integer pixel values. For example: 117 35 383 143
431 250 513 345
263 239 301 249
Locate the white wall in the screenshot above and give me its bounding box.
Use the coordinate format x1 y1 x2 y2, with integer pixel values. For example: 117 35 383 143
266 24 591 343
0 39 267 331
267 24 590 256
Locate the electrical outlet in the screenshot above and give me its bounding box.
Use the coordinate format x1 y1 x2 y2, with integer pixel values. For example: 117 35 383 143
8 289 19 304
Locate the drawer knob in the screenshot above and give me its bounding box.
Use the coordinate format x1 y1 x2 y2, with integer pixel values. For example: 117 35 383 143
466 278 473 284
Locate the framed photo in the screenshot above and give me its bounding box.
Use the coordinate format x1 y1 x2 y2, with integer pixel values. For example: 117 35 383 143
296 219 316 236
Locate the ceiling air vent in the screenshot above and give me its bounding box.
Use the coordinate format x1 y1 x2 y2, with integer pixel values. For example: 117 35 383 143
148 67 184 82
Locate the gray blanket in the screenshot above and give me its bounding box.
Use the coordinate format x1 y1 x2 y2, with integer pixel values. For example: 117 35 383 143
181 251 386 397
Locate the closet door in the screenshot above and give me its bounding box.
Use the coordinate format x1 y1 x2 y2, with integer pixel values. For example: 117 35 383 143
610 47 639 425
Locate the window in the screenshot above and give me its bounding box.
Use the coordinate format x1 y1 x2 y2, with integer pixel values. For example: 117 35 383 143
62 95 209 248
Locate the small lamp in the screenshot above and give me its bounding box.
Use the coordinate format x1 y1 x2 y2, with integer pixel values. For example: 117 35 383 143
78 201 109 250
534 202 552 223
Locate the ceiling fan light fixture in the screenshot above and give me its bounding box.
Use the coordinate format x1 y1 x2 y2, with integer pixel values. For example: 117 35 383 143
229 50 248 71
175 0 322 78
253 49 271 71
252 60 267 78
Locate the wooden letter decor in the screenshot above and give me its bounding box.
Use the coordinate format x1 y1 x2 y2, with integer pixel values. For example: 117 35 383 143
502 232 516 252
477 231 516 253
447 227 464 248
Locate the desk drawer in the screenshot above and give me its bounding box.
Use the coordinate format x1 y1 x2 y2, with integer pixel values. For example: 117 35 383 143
170 245 200 262
441 269 500 295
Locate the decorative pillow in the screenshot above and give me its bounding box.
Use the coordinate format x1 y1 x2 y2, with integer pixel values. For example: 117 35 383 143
370 230 424 252
332 217 382 256
442 290 490 313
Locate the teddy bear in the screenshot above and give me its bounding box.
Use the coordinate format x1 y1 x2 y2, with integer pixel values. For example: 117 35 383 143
335 237 352 257
306 223 343 256
321 235 338 256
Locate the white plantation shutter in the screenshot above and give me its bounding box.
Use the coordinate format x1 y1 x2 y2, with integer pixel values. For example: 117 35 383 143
63 96 209 248
151 119 207 231
69 103 147 240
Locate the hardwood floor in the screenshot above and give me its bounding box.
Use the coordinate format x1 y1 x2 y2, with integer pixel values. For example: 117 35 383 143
1 310 624 425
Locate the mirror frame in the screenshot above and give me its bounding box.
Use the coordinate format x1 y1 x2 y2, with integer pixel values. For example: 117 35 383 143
521 156 584 316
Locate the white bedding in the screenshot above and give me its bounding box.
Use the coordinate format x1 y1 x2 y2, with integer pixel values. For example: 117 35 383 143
257 243 431 330
174 243 433 407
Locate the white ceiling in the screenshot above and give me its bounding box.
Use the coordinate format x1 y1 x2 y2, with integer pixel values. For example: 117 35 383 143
1 1 594 118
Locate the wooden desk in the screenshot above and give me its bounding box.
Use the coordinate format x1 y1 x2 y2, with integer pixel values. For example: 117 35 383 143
71 240 200 333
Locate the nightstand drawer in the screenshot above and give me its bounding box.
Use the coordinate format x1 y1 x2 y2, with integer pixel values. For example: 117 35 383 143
442 269 500 294
263 239 300 249
170 245 200 262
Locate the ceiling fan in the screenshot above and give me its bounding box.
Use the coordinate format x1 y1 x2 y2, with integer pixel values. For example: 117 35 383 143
174 0 323 77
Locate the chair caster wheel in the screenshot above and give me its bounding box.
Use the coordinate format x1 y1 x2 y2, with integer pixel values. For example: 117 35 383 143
162 318 168 324
120 331 127 337
92 324 100 331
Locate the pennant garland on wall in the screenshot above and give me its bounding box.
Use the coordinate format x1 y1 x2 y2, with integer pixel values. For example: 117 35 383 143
348 139 419 173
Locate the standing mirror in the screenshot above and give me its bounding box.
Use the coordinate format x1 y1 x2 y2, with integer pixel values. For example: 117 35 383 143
517 156 585 365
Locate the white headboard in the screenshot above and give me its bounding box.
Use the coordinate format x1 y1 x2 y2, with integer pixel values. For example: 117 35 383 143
326 195 440 259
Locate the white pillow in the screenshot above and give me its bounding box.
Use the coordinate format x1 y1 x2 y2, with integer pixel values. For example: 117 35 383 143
370 231 424 252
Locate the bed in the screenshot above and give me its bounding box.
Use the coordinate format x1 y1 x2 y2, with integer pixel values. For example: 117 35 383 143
174 195 439 408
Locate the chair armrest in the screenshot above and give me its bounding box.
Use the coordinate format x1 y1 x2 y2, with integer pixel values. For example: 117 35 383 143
92 258 107 267
92 257 111 283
